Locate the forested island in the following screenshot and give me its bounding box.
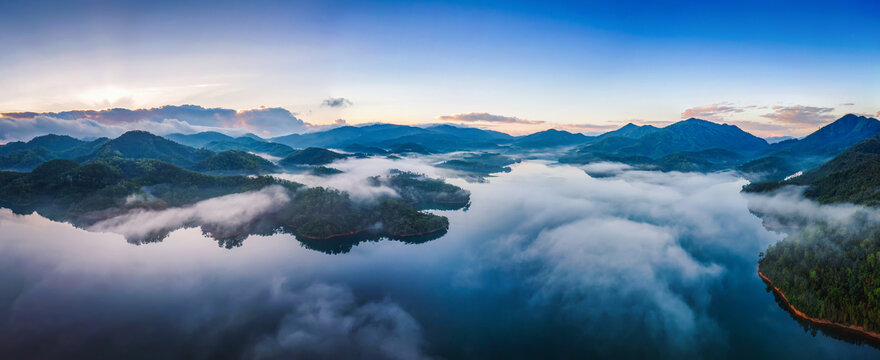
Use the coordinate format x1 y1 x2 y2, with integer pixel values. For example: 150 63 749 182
749 135 880 342
758 219 880 337
0 157 469 252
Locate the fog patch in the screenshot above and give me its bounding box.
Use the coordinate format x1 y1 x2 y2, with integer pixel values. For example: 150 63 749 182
743 185 880 230
249 282 430 360
271 157 455 201
578 161 632 177
451 163 777 353
89 186 291 242
250 152 283 163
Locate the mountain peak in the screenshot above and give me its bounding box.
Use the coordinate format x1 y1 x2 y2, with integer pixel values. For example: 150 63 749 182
540 128 566 134
118 130 157 138
812 114 880 137
679 118 715 125
836 113 872 124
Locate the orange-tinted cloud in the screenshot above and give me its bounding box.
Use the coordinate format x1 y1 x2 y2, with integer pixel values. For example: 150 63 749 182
760 105 835 126
436 112 544 125
681 103 748 121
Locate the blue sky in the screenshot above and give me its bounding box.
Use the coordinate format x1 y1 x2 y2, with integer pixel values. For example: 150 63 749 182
1 0 878 137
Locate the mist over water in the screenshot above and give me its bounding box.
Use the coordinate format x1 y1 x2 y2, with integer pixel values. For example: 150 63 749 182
0 159 878 359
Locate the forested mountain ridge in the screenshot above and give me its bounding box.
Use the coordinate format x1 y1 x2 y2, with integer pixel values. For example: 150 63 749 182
165 131 237 148
747 114 880 177
3 114 877 177
193 150 279 174
596 123 659 139
0 135 110 170
744 135 880 206
512 129 592 148
83 130 214 167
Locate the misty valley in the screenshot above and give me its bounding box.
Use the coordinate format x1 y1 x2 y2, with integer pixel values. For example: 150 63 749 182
3 114 880 359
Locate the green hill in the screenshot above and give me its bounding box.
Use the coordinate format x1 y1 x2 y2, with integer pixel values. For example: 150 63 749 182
193 150 279 173
615 118 768 158
0 158 295 214
0 157 458 249
759 219 880 333
564 118 767 165
0 135 110 170
437 153 519 175
203 137 296 157
596 123 659 139
513 129 592 148
736 156 798 181
279 147 348 166
369 170 470 209
165 131 235 148
84 130 213 167
654 148 744 172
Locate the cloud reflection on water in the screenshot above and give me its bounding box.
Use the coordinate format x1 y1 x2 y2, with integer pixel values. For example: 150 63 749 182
0 159 877 359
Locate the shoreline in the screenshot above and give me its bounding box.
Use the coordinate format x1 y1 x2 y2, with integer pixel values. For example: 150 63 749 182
294 229 367 240
295 225 447 241
387 225 448 238
757 266 880 343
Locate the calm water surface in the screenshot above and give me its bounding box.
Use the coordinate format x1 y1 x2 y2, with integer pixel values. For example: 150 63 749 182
0 160 877 359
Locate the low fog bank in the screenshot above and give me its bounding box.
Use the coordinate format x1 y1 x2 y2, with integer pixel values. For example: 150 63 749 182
743 185 880 232
249 282 429 360
270 157 459 201
2 159 876 358
88 185 292 243
446 163 782 356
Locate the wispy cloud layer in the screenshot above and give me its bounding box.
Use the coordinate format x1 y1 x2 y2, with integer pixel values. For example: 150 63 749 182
681 103 751 121
447 164 779 355
679 102 855 137
0 115 219 143
436 112 544 125
89 186 292 243
760 105 836 126
0 105 312 142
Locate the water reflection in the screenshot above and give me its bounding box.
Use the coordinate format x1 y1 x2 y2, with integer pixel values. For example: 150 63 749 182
765 283 880 349
2 195 452 254
0 160 878 359
1 165 467 254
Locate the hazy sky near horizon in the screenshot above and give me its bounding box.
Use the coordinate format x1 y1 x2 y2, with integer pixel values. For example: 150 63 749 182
1 0 878 137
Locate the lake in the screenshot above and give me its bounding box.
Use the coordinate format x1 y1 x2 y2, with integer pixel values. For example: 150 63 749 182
0 159 877 359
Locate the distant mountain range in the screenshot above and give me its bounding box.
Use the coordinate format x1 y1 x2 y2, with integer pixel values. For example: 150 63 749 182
2 114 878 179
561 114 880 178
271 124 514 152
754 114 880 171
85 130 215 167
512 129 592 148
745 134 880 205
575 118 767 159
597 123 659 139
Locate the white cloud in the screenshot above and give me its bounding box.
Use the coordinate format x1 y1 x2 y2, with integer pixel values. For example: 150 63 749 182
250 282 430 360
0 105 313 142
89 186 292 243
